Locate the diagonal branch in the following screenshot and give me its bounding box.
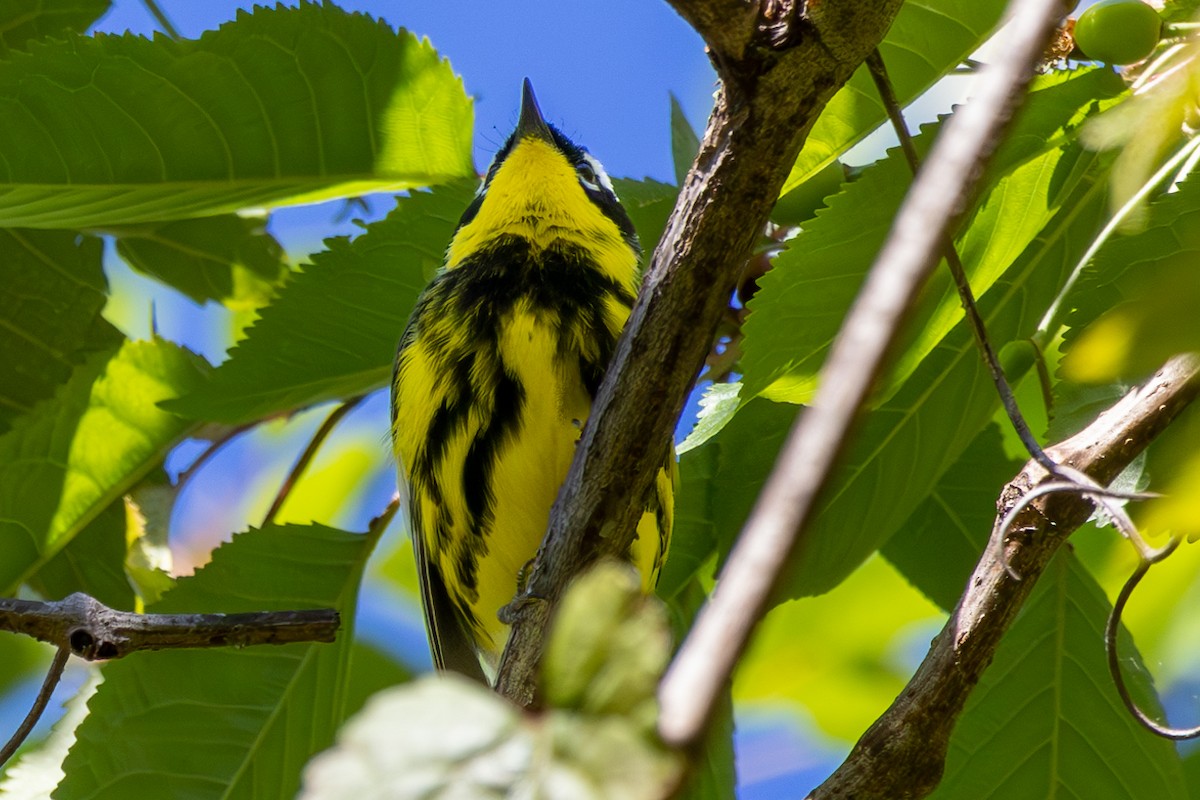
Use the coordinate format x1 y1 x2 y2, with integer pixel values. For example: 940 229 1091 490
657 0 1075 750
810 353 1200 799
495 0 907 707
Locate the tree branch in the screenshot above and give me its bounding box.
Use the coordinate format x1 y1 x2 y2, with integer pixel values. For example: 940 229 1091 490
656 0 1074 750
810 354 1200 799
0 593 340 661
495 0 906 708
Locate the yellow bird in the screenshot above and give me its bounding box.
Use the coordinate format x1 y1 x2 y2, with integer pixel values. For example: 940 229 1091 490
390 80 675 682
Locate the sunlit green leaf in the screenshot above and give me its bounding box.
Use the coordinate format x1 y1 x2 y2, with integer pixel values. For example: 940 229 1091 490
736 555 943 742
56 523 378 800
0 337 209 594
780 0 1007 197
0 3 474 228
1063 176 1200 383
932 554 1185 799
744 68 1125 406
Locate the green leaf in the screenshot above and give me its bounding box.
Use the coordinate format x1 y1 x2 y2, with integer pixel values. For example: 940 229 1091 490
166 180 474 424
56 523 378 800
344 640 412 719
669 93 699 187
0 337 209 594
113 215 288 307
744 68 1125 406
736 555 943 742
0 0 110 54
657 396 799 599
882 425 1022 611
613 176 678 260
778 170 1113 598
1062 176 1200 383
28 498 135 610
0 228 120 436
932 554 1185 799
779 0 1007 197
0 3 474 228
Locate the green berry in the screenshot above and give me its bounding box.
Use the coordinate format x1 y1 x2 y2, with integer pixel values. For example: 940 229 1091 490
1074 0 1162 65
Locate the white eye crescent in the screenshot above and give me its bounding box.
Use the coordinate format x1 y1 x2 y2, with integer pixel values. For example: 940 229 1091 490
576 153 613 194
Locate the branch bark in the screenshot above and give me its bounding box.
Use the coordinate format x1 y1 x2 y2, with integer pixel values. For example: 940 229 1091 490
495 0 906 707
810 354 1200 800
657 0 1075 750
0 592 340 660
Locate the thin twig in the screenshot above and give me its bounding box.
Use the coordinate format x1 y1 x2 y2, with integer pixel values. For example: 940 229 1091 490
177 422 255 487
657 0 1072 752
0 646 69 769
1105 536 1200 740
262 396 365 528
0 593 340 660
140 0 181 39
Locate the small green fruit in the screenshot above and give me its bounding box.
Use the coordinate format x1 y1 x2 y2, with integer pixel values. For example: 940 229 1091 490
1074 0 1162 65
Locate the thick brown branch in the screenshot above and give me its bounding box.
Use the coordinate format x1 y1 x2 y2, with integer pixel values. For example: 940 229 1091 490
495 0 906 707
0 592 340 660
810 354 1200 800
657 0 1075 751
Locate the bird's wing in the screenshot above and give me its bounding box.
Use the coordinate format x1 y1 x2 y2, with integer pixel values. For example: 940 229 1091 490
411 526 489 685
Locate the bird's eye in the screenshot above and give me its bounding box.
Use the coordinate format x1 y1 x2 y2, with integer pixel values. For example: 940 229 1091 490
576 161 600 188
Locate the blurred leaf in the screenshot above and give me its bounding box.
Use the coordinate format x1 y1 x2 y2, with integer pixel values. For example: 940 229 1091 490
735 555 942 742
304 562 679 799
1080 42 1199 228
0 666 101 800
113 215 288 307
744 68 1125 406
123 472 177 607
301 675 681 800
0 636 53 701
0 3 473 228
0 0 110 54
28 499 134 609
165 181 474 424
779 0 1007 197
0 228 120 436
1065 266 1200 385
613 176 678 260
542 562 671 720
670 93 700 187
0 338 209 594
932 554 1185 799
676 689 736 800
344 640 412 719
56 523 378 800
882 425 1021 611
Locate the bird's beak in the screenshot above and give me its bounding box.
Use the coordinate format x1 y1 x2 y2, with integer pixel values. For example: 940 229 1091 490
515 78 554 143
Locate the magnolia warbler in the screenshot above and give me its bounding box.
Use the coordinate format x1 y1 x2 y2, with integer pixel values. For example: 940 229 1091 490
390 80 675 682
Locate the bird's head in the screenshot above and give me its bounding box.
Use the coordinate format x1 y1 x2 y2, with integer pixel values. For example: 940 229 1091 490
446 79 638 269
